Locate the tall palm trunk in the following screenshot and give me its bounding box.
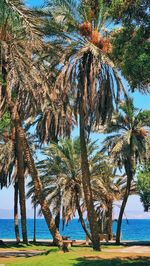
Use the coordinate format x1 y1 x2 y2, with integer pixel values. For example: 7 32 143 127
16 123 28 244
79 102 100 251
55 211 60 231
116 154 134 244
33 204 36 243
14 182 20 243
4 57 62 247
105 201 113 240
5 90 62 247
2 59 27 244
55 190 61 230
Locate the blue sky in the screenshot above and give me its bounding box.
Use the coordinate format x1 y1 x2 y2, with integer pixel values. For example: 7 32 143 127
25 0 43 6
0 0 149 219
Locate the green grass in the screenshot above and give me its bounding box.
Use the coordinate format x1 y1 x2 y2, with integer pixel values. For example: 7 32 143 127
0 245 149 266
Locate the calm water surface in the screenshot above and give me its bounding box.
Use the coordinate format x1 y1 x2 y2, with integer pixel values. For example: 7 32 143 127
0 219 150 241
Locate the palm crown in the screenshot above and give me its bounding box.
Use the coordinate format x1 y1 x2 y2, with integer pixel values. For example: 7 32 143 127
0 0 49 121
42 0 127 136
102 98 150 168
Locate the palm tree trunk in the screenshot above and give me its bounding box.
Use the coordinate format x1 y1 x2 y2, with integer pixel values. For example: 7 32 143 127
16 124 28 244
106 201 113 240
79 102 100 251
3 58 62 246
23 137 63 247
33 204 36 243
2 59 27 243
18 177 28 244
55 211 60 231
116 156 134 244
76 201 92 241
14 182 20 243
75 186 91 240
55 190 61 230
6 94 62 247
116 178 131 244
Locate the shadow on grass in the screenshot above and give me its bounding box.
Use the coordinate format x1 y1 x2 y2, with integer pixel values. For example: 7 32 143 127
0 249 58 258
0 242 53 249
75 256 150 266
0 242 59 258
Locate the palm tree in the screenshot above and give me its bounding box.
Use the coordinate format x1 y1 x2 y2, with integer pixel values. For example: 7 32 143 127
89 152 137 240
102 98 150 243
27 138 92 240
27 137 133 242
41 0 127 250
0 0 63 247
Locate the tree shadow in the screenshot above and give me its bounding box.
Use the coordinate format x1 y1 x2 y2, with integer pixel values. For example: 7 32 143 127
0 242 52 249
74 256 150 266
0 242 59 258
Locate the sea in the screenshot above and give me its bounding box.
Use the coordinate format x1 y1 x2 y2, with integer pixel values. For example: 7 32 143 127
0 219 150 241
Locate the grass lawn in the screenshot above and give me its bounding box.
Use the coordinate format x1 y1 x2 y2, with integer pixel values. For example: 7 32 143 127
0 245 150 266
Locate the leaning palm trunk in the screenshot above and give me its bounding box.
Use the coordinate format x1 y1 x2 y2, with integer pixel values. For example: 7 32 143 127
23 138 63 247
79 101 100 251
116 178 131 244
14 182 20 243
76 200 92 241
75 185 92 240
116 156 134 244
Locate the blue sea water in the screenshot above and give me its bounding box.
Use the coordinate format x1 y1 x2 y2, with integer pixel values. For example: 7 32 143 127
0 219 150 241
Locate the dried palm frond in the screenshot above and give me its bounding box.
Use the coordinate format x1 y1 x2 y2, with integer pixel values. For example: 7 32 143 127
0 0 52 123
0 138 15 188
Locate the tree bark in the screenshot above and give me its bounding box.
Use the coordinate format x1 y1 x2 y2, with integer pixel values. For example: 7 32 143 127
116 177 131 244
14 182 20 243
15 123 28 244
116 154 135 244
55 190 61 231
55 211 60 231
105 201 113 240
33 204 36 243
79 102 100 251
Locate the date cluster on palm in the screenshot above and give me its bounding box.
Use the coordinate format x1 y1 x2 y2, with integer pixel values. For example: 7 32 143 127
79 21 112 54
139 128 149 138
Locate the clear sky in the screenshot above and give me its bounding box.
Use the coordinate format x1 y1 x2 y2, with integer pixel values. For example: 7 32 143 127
0 0 149 219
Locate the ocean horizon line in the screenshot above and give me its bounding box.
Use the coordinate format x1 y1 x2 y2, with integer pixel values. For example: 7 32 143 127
0 218 150 220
